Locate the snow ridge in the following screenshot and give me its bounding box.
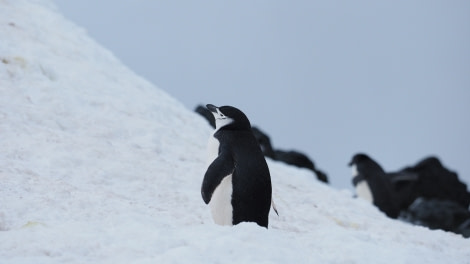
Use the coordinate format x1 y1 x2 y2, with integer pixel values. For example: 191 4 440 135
0 1 469 263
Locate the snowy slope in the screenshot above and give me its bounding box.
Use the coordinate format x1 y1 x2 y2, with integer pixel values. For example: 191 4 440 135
0 1 469 263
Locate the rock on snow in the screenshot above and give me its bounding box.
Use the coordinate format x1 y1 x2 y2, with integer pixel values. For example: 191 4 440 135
0 1 469 263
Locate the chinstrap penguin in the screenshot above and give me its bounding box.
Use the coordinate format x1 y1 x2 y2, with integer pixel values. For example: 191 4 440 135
194 104 328 183
201 104 273 228
350 153 470 219
349 153 402 218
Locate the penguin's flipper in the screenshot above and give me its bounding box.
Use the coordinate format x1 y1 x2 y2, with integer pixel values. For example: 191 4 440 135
201 148 234 204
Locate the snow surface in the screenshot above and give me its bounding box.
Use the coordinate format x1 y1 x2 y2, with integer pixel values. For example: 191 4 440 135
1 1 469 263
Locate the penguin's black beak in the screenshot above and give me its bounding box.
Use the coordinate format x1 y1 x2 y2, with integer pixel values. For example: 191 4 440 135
348 160 354 167
206 104 218 113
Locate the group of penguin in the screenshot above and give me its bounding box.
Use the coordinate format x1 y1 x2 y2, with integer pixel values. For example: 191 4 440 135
198 104 470 238
350 153 470 237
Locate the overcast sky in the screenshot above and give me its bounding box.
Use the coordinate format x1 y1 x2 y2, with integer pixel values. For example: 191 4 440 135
53 1 470 189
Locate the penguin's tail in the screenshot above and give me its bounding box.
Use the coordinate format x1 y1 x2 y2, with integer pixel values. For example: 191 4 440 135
271 199 279 216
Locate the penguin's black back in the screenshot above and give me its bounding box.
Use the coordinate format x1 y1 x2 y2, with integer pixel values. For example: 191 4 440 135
214 127 272 227
352 154 401 218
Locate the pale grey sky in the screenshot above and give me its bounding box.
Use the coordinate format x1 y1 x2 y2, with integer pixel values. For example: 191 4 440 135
54 1 470 189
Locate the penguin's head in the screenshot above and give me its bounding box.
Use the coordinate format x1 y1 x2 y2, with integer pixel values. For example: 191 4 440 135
348 153 383 185
348 153 373 168
206 104 251 131
349 153 368 177
348 153 377 203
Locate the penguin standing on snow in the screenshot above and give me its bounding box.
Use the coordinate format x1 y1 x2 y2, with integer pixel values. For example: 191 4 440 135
201 104 273 228
348 153 401 218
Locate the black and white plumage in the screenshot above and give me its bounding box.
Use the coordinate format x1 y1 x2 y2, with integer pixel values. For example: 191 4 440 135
349 153 403 218
201 104 273 228
349 153 470 226
194 104 328 183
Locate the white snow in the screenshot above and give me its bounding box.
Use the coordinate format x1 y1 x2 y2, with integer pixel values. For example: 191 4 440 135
0 1 469 263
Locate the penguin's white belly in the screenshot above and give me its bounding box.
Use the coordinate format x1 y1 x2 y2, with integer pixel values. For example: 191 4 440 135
356 181 373 203
209 174 233 226
351 164 373 203
206 133 233 225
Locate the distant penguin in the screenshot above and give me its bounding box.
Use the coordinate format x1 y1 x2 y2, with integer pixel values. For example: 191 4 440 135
349 153 401 218
201 104 273 228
